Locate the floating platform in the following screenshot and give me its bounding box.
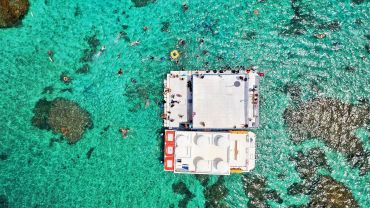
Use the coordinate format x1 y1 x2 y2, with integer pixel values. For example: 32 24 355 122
162 69 262 175
164 130 256 175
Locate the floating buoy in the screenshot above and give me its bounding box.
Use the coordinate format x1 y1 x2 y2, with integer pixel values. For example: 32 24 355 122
170 50 180 60
63 76 70 83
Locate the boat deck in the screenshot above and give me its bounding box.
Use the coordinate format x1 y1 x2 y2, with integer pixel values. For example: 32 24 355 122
163 70 260 130
164 130 256 175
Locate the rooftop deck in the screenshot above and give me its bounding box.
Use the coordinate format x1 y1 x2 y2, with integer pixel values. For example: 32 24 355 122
164 130 256 175
163 70 260 130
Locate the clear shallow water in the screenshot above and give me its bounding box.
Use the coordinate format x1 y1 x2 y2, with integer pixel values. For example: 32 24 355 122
0 0 369 207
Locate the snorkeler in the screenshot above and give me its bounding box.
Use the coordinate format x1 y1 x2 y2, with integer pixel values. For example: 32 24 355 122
161 113 168 119
119 128 129 138
47 50 54 62
96 45 106 57
100 45 106 53
182 4 189 12
130 40 140 46
178 39 186 46
118 68 123 76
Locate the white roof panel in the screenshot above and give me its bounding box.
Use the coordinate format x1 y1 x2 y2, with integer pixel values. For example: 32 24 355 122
192 74 247 129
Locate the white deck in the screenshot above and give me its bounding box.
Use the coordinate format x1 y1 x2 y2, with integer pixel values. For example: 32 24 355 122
192 74 247 129
163 70 260 129
172 130 256 175
163 71 192 128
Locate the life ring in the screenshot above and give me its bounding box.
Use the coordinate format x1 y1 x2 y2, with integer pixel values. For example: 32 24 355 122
170 50 180 60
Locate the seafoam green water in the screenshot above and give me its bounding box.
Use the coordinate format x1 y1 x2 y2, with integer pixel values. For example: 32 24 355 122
0 0 369 207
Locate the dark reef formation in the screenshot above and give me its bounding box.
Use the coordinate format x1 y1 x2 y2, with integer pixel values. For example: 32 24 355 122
32 98 93 144
123 82 152 112
365 34 370 54
131 0 155 7
0 152 8 160
242 31 257 41
242 174 283 207
283 82 301 105
80 33 100 63
281 0 316 36
289 148 330 179
74 5 81 17
204 176 229 208
352 0 365 4
49 137 64 147
199 18 219 36
284 98 369 175
119 24 130 42
288 175 358 208
308 176 358 207
195 174 209 187
0 0 29 28
0 194 8 208
172 182 194 208
281 0 341 36
86 147 95 159
75 33 100 74
76 64 90 74
160 21 170 32
194 175 229 207
42 86 54 94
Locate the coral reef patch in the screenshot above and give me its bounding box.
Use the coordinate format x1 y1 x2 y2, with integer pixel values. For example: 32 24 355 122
86 147 95 159
288 175 358 207
195 175 229 207
42 86 54 94
242 174 283 207
123 81 155 112
80 33 100 63
195 174 209 187
0 194 8 208
31 98 93 144
281 0 342 36
76 64 90 74
160 21 170 32
0 0 29 28
204 176 229 208
289 148 330 179
308 176 358 207
284 98 369 175
352 0 365 4
0 153 8 160
172 182 194 208
283 82 301 105
131 0 155 8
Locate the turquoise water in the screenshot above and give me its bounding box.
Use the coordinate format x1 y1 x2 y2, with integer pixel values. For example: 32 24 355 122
0 0 369 207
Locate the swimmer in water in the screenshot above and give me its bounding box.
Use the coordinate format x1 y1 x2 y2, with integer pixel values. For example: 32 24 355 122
118 68 123 76
119 128 129 138
47 50 54 62
96 45 106 57
100 45 106 52
145 99 150 108
130 40 140 46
